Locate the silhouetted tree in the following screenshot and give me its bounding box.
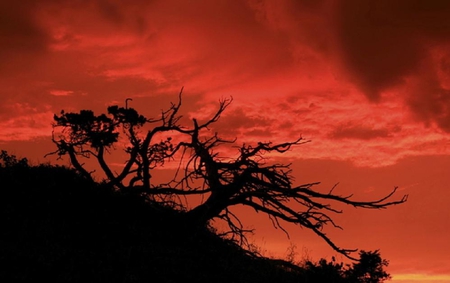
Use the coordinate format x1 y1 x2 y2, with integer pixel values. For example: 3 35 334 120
47 89 407 260
345 250 391 283
0 150 28 167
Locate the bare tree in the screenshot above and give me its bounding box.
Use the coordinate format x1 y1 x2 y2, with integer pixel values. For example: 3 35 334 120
47 89 407 260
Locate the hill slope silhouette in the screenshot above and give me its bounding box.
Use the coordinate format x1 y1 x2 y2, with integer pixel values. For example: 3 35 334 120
0 154 390 283
1 161 310 283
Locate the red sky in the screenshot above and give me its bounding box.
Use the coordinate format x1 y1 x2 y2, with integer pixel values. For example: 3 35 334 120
2 0 450 281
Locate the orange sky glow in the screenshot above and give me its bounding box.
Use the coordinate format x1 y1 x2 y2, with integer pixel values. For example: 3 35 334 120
1 1 450 282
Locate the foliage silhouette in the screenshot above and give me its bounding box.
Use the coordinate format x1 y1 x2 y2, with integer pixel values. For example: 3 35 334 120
301 250 390 283
345 250 391 283
0 150 28 167
46 91 407 260
1 151 391 282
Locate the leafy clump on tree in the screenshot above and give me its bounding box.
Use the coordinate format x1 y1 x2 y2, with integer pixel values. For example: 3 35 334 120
47 89 407 261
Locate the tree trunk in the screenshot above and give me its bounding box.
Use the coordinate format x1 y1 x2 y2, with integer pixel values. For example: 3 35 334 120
185 192 228 227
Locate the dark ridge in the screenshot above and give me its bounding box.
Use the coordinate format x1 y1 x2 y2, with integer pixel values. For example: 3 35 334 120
0 159 391 283
0 163 304 283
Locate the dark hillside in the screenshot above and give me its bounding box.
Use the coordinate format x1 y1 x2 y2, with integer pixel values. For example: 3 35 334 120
0 162 304 283
1 155 391 283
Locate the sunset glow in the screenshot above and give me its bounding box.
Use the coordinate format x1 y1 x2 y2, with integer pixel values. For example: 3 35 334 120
1 1 450 281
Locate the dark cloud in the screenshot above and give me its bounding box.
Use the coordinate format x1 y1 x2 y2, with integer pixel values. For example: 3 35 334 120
52 0 151 34
334 0 450 101
331 0 450 133
0 2 48 51
407 76 450 132
0 1 51 74
336 0 423 100
406 51 450 132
